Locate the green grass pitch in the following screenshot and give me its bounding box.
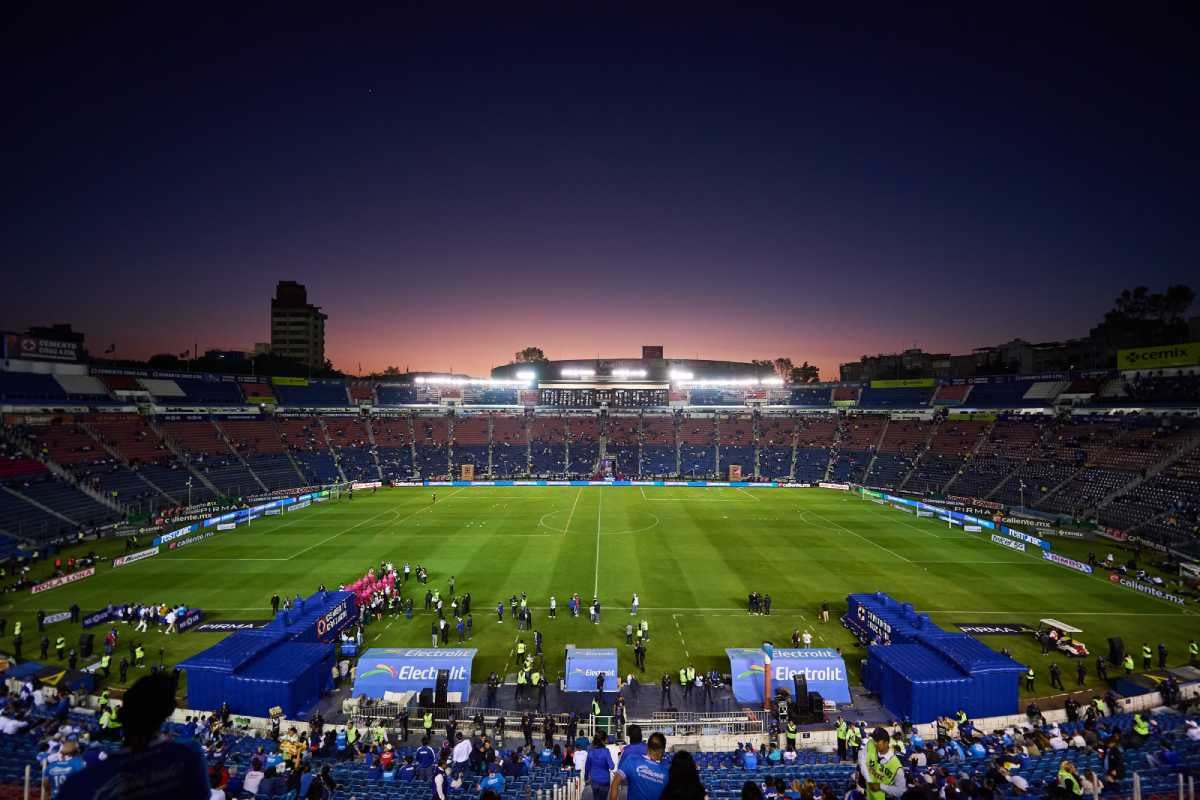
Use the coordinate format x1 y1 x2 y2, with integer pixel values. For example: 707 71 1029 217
4 486 1194 703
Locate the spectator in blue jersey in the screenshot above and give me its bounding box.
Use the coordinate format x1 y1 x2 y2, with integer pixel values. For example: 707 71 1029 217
610 732 669 800
585 732 616 798
619 725 648 771
43 742 85 798
398 754 417 782
741 743 758 770
58 672 208 800
480 763 506 795
415 736 437 780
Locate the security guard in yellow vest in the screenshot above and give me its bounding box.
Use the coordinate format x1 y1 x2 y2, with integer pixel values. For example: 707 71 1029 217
685 664 696 689
99 653 111 678
1141 642 1152 670
955 709 968 726
1058 762 1082 796
1093 697 1108 716
1191 639 1198 666
859 728 905 800
346 725 359 747
785 720 797 751
678 667 689 698
846 723 862 761
423 710 434 737
55 635 65 660
1123 653 1134 674
836 718 849 761
97 690 109 710
516 669 527 700
516 640 526 658
530 669 541 691
12 621 20 638
1132 713 1150 737
1025 667 1035 691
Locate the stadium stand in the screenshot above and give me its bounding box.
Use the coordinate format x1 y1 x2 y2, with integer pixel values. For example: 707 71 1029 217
678 415 716 477
902 418 989 495
530 414 567 475
607 414 640 477
930 383 971 406
718 413 756 478
372 414 415 482
412 414 450 479
858 385 934 409
451 414 490 475
794 415 838 483
375 384 418 406
160 419 263 498
960 378 1042 408
325 416 377 482
1123 372 1200 406
272 380 351 407
944 415 1051 500
641 415 677 476
222 416 303 491
757 414 796 479
0 372 67 403
788 386 832 406
173 377 244 405
865 419 932 489
566 415 600 476
490 412 529 477
279 416 342 484
829 414 886 484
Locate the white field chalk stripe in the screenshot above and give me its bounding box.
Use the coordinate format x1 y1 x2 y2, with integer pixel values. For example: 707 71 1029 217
736 487 760 502
593 489 603 597
562 486 583 536
804 509 914 563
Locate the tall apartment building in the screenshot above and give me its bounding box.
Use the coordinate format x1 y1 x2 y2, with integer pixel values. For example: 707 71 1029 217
270 281 326 370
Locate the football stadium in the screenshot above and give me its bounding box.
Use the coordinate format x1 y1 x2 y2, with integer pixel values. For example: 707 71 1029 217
7 5 1200 800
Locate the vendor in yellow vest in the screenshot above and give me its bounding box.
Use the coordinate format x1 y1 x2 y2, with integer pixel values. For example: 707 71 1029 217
859 727 906 800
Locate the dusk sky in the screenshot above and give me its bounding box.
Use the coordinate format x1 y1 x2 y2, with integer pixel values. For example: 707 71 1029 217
5 5 1197 378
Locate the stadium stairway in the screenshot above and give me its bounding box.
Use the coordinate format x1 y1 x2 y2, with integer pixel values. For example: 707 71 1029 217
316 417 351 484
211 419 270 494
0 423 125 519
75 418 179 507
1091 428 1200 517
145 417 221 498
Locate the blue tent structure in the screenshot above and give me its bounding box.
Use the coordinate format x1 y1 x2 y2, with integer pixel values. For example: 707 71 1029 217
845 592 1026 722
179 591 354 717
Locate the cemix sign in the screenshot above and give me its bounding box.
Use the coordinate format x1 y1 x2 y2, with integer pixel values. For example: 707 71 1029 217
1117 342 1200 370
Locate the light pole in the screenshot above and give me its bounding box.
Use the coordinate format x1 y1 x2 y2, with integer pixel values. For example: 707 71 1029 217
186 477 193 507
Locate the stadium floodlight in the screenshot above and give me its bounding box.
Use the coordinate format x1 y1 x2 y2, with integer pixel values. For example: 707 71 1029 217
669 369 694 381
761 376 785 385
516 370 536 381
561 368 595 378
612 368 647 378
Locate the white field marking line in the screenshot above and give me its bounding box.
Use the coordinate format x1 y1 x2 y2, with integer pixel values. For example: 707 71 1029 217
593 489 603 597
166 557 290 561
796 611 827 643
910 560 1045 565
287 487 466 560
803 509 914 563
639 485 647 501
849 496 952 541
562 486 583 536
736 487 760 501
671 614 691 659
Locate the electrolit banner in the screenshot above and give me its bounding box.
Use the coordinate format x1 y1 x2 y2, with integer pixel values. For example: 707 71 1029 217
726 647 851 704
350 648 477 699
564 647 619 692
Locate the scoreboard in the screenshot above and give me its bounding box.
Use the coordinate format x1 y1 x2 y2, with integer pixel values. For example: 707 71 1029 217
538 386 668 408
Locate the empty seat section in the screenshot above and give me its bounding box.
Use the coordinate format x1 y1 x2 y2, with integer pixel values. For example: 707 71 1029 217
567 416 600 476
490 414 528 477
641 416 676 476
530 416 567 475
372 416 414 482
757 415 796 479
